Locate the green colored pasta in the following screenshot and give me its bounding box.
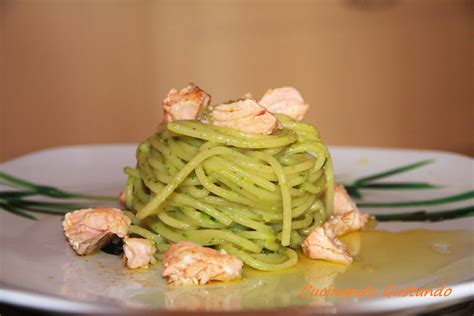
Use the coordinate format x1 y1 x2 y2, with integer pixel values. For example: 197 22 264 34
123 117 334 271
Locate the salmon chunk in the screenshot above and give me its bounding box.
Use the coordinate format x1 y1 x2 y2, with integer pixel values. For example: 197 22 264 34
162 241 243 286
301 184 370 264
325 210 370 237
118 191 126 207
329 184 370 236
333 184 360 215
259 87 309 121
63 208 131 255
301 227 352 265
206 98 280 134
123 237 157 269
163 84 211 122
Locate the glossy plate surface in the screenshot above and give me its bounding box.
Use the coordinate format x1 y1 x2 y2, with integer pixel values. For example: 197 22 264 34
0 145 473 314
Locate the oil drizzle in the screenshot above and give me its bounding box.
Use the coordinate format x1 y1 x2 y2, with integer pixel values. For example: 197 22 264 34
117 229 474 310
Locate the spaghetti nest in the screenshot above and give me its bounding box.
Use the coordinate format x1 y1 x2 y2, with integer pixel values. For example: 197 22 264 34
123 114 334 271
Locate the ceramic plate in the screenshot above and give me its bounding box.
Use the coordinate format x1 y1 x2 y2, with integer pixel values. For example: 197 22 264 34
0 145 473 314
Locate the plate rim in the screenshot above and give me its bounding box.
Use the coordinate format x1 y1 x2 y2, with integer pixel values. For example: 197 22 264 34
1 143 472 167
1 280 473 314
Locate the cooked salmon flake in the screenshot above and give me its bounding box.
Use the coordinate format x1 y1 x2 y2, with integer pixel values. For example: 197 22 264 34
63 208 131 256
301 226 353 265
206 98 280 135
302 184 370 264
163 84 211 122
162 241 243 286
123 237 157 269
259 87 309 121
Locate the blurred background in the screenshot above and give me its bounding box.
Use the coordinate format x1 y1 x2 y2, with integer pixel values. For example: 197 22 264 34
1 0 472 162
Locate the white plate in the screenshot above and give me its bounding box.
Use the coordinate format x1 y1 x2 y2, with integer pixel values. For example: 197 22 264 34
0 145 473 314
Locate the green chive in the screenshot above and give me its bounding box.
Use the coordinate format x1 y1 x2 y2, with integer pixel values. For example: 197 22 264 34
355 182 441 190
358 191 474 208
375 205 474 222
354 160 434 185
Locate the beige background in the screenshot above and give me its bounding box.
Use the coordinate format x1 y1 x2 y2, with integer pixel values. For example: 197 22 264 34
1 0 473 162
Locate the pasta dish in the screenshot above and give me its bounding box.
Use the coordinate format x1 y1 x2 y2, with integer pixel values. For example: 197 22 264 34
62 85 369 286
